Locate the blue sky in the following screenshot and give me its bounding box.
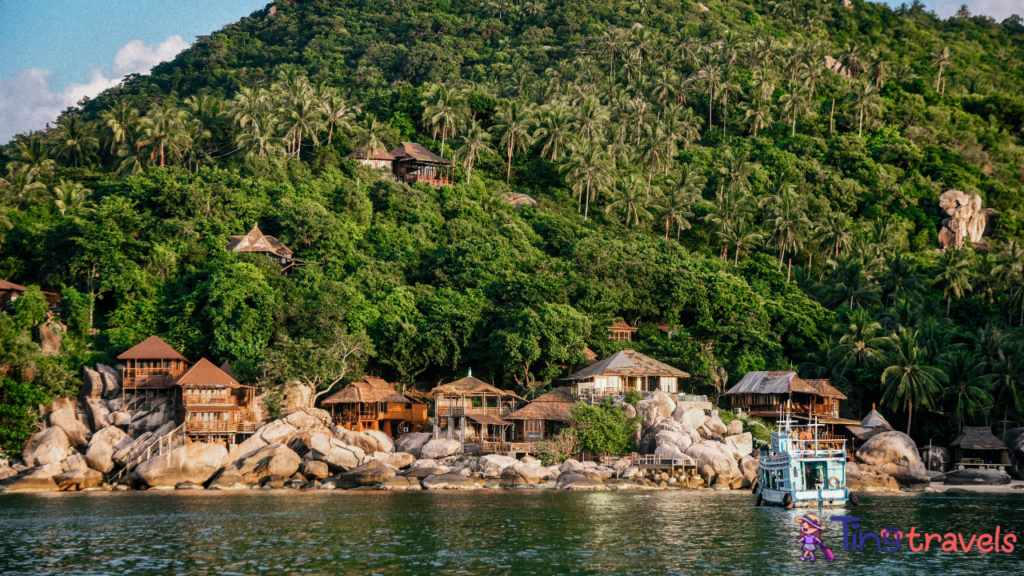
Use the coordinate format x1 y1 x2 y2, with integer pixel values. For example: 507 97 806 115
1 0 1022 143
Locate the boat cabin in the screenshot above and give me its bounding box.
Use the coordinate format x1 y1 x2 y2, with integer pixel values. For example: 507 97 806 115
175 358 258 440
117 335 189 390
949 427 1011 470
389 142 454 188
430 373 523 443
226 223 301 274
505 387 574 443
321 376 428 439
345 146 395 171
756 415 850 508
561 350 690 402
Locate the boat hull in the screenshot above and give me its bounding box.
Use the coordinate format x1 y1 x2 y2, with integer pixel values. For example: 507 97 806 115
757 486 849 508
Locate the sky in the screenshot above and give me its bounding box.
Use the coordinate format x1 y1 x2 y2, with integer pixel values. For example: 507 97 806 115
1 0 1023 144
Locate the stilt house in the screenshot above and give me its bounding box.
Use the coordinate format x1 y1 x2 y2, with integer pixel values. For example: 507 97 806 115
949 427 1011 468
389 142 454 187
561 350 690 402
345 147 395 170
118 336 189 391
176 358 259 440
226 223 301 274
430 374 523 443
321 376 428 439
505 387 575 443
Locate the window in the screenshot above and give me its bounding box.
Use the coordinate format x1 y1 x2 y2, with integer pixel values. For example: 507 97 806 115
525 420 544 440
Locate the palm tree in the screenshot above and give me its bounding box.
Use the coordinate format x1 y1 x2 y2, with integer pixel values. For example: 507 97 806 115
813 211 854 259
493 100 537 183
700 64 723 129
719 219 764 266
138 102 186 168
881 326 947 435
564 143 613 220
932 46 952 95
51 179 92 216
942 350 992 431
934 245 974 316
357 114 389 155
1 166 48 208
995 240 1024 325
674 107 703 150
661 165 707 240
955 4 971 18
759 183 811 267
778 88 811 137
881 253 924 305
320 93 358 146
423 85 468 158
53 116 99 168
990 336 1024 438
280 91 325 159
605 175 654 229
718 68 742 138
834 309 889 374
575 97 609 144
101 101 139 155
534 105 574 162
454 121 493 184
6 136 55 180
851 80 881 137
740 98 773 138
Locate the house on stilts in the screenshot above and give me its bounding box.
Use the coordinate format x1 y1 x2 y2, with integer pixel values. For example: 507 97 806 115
321 376 428 439
430 373 524 446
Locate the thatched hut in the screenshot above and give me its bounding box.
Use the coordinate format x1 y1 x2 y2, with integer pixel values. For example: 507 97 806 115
562 350 690 401
430 373 523 443
949 427 1011 468
505 387 575 442
322 376 428 438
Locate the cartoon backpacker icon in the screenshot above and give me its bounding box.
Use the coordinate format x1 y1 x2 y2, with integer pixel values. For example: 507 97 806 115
796 514 835 562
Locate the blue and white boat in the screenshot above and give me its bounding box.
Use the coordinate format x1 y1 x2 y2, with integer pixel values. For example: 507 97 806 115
753 414 853 508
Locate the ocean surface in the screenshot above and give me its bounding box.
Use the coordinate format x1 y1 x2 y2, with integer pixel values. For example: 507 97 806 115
1 490 1022 575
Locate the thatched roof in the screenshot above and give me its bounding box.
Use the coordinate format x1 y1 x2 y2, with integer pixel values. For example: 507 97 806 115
805 379 847 399
322 376 412 405
429 375 521 398
845 425 890 441
173 358 241 387
345 146 395 161
607 320 636 332
861 409 892 429
389 142 451 165
117 335 188 361
225 224 293 258
725 371 818 396
506 387 575 421
562 350 690 381
950 427 1008 450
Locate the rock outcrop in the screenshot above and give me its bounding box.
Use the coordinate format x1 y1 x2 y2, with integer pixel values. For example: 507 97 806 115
22 427 72 467
236 444 301 484
420 439 462 459
49 405 91 446
636 392 675 433
235 420 298 458
85 426 130 473
0 462 63 493
307 433 365 472
336 460 395 488
135 442 228 488
944 468 1012 485
421 473 479 489
394 433 432 457
855 431 930 486
938 189 995 249
499 463 542 487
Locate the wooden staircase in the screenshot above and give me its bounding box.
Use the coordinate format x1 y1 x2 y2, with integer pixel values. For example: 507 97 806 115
113 422 187 484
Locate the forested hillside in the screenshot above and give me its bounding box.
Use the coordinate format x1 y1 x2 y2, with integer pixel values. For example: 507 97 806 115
2 0 1024 452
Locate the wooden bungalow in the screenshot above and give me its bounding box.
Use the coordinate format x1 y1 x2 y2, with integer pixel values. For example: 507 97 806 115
607 321 637 341
118 336 189 391
950 427 1011 469
430 373 524 443
725 371 855 422
321 376 428 439
175 358 258 441
505 387 574 443
345 146 395 171
0 280 61 314
226 223 301 274
389 142 454 187
562 350 690 402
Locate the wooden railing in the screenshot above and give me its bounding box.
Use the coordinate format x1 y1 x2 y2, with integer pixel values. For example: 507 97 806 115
113 422 186 483
436 406 511 418
474 441 538 454
122 368 179 389
186 420 259 434
183 395 239 407
404 173 452 187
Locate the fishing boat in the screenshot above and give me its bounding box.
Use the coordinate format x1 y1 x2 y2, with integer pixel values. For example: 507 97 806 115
753 413 855 508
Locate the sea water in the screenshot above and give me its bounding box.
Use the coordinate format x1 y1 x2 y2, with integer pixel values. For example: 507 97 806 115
1 490 1022 575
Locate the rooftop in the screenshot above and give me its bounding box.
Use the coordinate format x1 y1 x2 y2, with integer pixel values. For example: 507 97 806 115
226 223 293 258
562 350 690 381
505 387 575 421
430 375 522 398
0 280 27 292
724 371 819 396
174 358 242 387
950 426 1009 451
345 146 396 161
322 376 413 405
116 335 188 361
389 142 451 165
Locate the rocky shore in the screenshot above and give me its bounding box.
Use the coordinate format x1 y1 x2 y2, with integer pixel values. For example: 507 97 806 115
2 385 1022 496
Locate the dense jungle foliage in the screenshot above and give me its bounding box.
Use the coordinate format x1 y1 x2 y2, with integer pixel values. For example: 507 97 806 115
2 0 1024 453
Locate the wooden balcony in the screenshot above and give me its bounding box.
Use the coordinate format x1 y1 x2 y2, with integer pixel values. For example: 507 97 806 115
186 420 259 434
183 394 240 408
122 368 180 389
436 406 512 418
403 173 452 187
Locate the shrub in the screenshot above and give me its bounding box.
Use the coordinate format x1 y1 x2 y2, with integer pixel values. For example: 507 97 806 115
567 398 640 454
536 429 579 465
623 390 644 406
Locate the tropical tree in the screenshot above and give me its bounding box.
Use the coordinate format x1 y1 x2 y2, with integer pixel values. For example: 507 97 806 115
759 183 811 267
53 116 99 168
934 246 974 316
605 175 654 229
51 179 92 216
533 105 574 162
881 326 947 435
493 100 537 183
719 219 764 266
660 165 706 240
454 120 494 184
942 350 992 431
564 143 613 220
931 46 952 94
423 85 469 158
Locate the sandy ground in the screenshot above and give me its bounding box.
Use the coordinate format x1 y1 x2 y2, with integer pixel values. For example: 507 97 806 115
927 479 1024 494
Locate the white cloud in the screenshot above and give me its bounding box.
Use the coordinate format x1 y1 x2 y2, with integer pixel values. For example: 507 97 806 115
927 0 1024 20
113 35 191 76
0 35 190 144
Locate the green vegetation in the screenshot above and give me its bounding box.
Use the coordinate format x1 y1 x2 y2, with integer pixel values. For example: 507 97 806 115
2 0 1024 453
566 398 640 454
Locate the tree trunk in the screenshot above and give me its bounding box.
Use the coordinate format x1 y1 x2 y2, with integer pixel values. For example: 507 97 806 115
506 140 513 183
734 244 740 266
584 179 592 221
947 295 952 317
787 258 792 282
907 398 913 435
830 99 836 133
665 217 670 241
466 157 473 184
791 113 796 137
859 106 864 137
779 245 786 267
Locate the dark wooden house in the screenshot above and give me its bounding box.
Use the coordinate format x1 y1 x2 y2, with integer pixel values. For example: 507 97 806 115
0 279 27 310
430 374 523 443
505 387 574 443
389 142 454 187
562 350 690 402
321 376 428 439
226 223 301 274
175 358 258 441
345 146 395 171
950 427 1011 469
118 336 189 391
